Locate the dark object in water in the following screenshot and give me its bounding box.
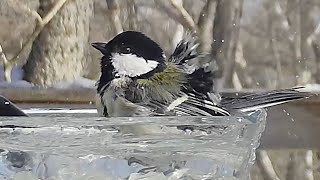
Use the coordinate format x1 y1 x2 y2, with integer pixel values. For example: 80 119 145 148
6 151 32 168
0 95 27 116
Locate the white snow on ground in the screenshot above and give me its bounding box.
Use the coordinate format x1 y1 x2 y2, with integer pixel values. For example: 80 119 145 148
0 80 33 89
22 108 98 114
298 84 320 93
0 78 96 90
0 65 24 82
52 77 96 89
0 77 96 90
0 65 96 89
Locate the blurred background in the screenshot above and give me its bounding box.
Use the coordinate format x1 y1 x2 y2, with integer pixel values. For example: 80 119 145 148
0 0 320 179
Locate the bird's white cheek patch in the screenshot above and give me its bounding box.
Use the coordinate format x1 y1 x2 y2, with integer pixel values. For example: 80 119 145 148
111 53 159 77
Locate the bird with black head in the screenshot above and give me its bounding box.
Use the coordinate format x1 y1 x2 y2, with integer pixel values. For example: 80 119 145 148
92 31 311 117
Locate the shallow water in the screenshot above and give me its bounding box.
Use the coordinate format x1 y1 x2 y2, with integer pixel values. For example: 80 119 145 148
0 109 266 180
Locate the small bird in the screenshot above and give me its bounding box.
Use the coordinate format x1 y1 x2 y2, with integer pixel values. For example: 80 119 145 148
92 31 311 117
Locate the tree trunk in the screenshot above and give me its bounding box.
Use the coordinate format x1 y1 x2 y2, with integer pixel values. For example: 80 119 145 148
312 41 320 83
23 0 93 86
211 0 244 89
197 0 216 53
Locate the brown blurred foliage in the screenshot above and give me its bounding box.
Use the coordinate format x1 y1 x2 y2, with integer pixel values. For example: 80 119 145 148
0 0 319 88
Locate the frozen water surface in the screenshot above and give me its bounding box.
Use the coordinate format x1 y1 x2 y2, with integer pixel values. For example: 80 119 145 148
0 109 266 180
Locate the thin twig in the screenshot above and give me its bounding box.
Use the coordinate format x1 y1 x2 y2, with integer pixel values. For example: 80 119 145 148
41 0 67 25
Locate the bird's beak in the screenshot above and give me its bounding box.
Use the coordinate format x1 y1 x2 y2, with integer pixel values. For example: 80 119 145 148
91 42 107 54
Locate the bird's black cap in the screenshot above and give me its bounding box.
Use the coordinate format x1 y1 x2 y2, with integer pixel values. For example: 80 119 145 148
92 31 165 61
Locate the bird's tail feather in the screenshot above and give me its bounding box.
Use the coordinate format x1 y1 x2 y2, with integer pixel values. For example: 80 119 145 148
220 87 312 112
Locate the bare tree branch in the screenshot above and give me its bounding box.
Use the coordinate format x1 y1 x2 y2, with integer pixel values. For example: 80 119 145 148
2 0 67 82
274 0 294 41
274 0 302 85
168 0 196 32
7 0 42 23
268 8 282 88
286 151 314 180
307 21 320 45
211 0 244 88
153 1 183 26
41 0 67 25
106 0 123 34
197 0 216 52
311 36 320 83
256 150 281 180
0 44 11 82
305 150 314 180
172 24 184 49
233 42 246 90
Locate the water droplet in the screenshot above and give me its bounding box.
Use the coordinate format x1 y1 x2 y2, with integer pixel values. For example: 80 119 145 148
291 118 295 122
4 101 9 105
286 112 290 116
295 75 299 78
282 109 286 113
221 39 225 42
256 82 260 86
233 23 236 26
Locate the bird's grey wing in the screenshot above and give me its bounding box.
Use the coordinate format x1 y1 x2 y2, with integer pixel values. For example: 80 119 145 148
220 87 312 113
146 91 230 116
171 90 229 116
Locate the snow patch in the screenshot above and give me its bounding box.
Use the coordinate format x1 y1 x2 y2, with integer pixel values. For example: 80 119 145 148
0 80 33 89
298 84 320 93
23 108 97 114
52 77 96 89
1 65 97 89
0 65 24 82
